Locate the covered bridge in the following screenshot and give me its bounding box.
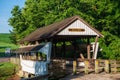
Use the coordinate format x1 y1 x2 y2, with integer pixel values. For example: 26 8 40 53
19 15 103 60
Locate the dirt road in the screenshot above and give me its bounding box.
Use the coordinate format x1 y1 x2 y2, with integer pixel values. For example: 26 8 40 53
0 57 10 62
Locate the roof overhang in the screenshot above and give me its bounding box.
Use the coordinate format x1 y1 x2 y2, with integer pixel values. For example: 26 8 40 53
14 44 44 53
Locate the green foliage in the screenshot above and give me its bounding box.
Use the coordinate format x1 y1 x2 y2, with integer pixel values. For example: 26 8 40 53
98 31 120 60
109 39 120 60
9 0 120 59
0 62 16 80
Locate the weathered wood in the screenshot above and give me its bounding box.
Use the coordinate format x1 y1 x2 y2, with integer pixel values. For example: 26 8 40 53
95 60 99 73
10 57 20 65
87 44 90 59
35 41 39 45
117 64 120 67
110 60 117 73
73 61 77 74
105 60 109 73
80 53 85 59
92 36 98 59
84 60 89 74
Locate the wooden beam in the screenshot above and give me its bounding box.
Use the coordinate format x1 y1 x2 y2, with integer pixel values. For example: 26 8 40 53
80 53 85 59
92 36 99 59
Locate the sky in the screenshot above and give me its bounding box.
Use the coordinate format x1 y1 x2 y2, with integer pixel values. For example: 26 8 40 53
0 0 25 33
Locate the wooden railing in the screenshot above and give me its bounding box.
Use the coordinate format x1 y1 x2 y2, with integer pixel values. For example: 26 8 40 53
10 57 20 66
73 59 120 74
10 57 120 75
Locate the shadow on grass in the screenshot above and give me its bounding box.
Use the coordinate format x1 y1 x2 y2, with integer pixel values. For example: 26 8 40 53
0 64 4 67
0 46 7 48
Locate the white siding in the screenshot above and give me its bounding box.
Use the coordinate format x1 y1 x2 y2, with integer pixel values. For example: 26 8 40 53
57 20 99 36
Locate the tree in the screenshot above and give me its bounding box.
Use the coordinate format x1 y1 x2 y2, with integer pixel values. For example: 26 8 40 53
8 6 26 44
9 0 120 59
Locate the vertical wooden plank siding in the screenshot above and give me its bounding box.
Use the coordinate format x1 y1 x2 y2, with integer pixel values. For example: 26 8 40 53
57 20 99 36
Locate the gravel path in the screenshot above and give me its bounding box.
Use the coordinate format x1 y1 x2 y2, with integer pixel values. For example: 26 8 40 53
61 73 120 80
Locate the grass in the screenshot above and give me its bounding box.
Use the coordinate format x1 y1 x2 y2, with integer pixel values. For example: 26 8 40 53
0 33 11 43
0 62 16 80
0 33 19 52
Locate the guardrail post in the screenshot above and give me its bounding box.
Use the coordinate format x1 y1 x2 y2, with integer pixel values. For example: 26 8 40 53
84 60 89 74
113 60 117 73
73 61 77 74
110 60 117 73
95 60 99 73
105 60 109 73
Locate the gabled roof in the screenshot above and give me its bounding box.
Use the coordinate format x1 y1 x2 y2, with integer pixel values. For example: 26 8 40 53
20 16 103 43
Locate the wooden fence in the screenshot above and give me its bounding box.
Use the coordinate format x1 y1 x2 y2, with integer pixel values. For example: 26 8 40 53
10 57 20 66
73 59 120 74
9 57 120 75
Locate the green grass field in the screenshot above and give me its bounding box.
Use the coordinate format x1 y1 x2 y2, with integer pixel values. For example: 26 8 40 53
0 62 16 80
0 33 19 52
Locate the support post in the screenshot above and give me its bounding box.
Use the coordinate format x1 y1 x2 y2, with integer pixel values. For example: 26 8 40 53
114 61 117 73
84 60 89 74
111 60 117 73
51 43 54 58
36 52 38 60
73 61 77 74
87 38 90 59
63 41 66 58
95 60 99 73
92 36 98 59
105 60 109 73
54 42 57 57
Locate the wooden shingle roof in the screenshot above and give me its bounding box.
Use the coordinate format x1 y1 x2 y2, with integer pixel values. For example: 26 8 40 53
20 16 103 43
15 44 44 53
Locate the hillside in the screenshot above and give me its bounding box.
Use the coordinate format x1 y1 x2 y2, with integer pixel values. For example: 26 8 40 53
0 33 19 52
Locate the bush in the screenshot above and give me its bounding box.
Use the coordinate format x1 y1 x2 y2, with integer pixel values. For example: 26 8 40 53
0 62 16 80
